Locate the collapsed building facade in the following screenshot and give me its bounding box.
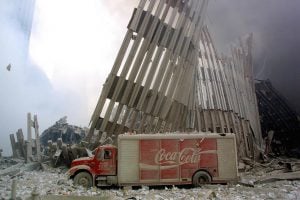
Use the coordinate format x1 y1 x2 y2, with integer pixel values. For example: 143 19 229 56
9 113 41 162
256 80 300 156
86 0 263 159
7 0 299 167
10 115 88 166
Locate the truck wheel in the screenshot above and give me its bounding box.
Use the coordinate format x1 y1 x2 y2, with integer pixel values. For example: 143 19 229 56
74 172 92 188
192 171 211 187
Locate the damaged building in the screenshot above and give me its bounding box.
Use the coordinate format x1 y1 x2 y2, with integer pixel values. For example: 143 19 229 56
256 80 300 156
1 1 300 198
9 115 89 166
86 0 262 160
7 0 299 166
40 116 86 146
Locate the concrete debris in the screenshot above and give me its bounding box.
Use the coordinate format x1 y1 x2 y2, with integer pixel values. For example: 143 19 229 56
0 162 23 177
9 115 90 168
0 158 20 169
6 63 11 71
39 117 89 167
238 157 300 187
255 171 300 184
0 156 299 199
40 117 87 147
11 179 17 200
0 160 41 178
30 187 40 200
45 139 88 167
0 171 299 200
9 113 41 163
238 162 246 171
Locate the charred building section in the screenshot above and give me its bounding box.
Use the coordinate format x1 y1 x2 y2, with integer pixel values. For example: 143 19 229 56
256 80 300 155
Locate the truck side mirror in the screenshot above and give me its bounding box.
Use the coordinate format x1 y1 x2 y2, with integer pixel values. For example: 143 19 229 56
97 149 105 160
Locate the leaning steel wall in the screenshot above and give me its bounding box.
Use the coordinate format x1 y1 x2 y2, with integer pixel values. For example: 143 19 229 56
87 0 262 158
195 28 262 158
87 0 209 140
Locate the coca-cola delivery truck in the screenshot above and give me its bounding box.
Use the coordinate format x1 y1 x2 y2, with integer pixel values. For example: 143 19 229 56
67 133 238 187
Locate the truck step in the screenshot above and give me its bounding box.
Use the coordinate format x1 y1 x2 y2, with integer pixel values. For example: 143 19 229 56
96 176 107 181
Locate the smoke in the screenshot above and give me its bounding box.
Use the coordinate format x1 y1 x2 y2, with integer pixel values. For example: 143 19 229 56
30 0 136 123
0 0 89 156
0 0 139 156
0 1 41 155
105 0 138 19
208 0 300 113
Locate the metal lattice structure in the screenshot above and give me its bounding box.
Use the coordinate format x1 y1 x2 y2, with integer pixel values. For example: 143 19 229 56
87 0 262 158
195 30 262 157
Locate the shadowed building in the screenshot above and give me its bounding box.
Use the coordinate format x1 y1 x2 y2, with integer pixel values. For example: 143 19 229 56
256 80 300 155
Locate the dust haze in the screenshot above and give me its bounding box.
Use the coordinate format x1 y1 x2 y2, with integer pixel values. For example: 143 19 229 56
0 1 88 155
208 0 300 113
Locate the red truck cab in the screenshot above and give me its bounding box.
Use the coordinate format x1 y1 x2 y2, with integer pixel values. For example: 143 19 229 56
67 144 118 187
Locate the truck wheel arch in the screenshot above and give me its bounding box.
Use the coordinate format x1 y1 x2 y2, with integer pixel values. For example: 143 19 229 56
192 170 212 187
71 169 92 180
68 165 92 178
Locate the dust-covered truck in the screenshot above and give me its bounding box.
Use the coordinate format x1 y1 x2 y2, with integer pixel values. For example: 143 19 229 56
67 133 238 187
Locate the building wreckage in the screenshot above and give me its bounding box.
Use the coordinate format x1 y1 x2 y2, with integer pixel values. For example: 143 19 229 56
8 0 300 166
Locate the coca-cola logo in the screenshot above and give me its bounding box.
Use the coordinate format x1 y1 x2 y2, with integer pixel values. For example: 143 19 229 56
154 148 201 166
140 148 216 170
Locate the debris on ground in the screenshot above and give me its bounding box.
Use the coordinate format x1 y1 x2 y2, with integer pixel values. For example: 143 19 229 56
0 156 300 200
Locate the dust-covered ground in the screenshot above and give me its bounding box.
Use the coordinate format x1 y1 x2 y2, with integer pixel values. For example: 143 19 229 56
1 158 300 200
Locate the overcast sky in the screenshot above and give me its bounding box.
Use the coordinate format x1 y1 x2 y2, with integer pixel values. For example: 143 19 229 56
1 0 299 155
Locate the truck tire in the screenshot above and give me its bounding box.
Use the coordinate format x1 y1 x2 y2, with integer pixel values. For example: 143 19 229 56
74 172 92 188
192 171 211 187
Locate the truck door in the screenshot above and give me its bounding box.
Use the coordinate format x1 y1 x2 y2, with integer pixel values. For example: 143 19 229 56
96 148 116 175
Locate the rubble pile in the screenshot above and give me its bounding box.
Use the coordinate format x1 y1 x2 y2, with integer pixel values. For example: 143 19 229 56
239 158 300 185
44 138 88 167
0 157 19 170
0 157 300 199
40 117 89 167
40 117 86 146
8 115 89 168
